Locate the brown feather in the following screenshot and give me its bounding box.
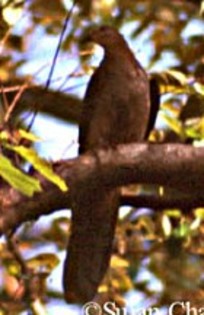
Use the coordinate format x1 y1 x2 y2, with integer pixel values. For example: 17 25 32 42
63 25 150 303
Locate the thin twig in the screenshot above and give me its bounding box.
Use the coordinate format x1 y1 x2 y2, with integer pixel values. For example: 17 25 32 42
0 27 12 54
0 85 28 93
27 0 77 131
45 2 77 90
0 84 9 113
4 82 29 124
5 232 45 309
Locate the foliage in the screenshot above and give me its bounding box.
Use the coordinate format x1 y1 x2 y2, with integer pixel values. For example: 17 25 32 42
0 129 68 195
0 153 42 196
0 0 204 314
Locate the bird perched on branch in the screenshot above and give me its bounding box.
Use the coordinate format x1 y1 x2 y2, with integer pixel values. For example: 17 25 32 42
63 25 154 303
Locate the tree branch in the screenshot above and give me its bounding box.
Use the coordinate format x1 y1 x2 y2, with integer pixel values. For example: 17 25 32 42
4 82 81 123
0 143 204 235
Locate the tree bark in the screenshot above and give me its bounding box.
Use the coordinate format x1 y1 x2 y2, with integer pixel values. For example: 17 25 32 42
0 143 204 235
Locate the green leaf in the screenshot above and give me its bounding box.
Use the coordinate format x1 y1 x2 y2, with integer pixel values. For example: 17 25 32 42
193 82 204 96
195 208 204 220
18 129 41 142
165 70 187 86
8 145 68 192
153 70 189 94
200 0 204 15
190 217 201 231
164 209 181 218
174 222 190 238
31 299 48 315
0 154 42 196
26 253 60 272
162 214 172 237
161 113 184 136
0 130 9 141
185 120 204 139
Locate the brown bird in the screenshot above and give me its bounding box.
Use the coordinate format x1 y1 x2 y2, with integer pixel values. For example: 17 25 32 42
63 25 151 304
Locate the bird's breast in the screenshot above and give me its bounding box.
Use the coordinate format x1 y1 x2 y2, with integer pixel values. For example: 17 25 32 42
83 58 150 149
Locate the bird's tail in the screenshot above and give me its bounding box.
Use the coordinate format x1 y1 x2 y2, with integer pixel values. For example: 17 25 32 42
63 188 119 304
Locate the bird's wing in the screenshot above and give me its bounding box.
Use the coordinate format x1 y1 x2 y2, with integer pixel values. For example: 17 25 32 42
78 68 103 154
145 77 160 139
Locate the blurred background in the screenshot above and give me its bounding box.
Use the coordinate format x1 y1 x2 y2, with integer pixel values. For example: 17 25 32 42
0 0 204 314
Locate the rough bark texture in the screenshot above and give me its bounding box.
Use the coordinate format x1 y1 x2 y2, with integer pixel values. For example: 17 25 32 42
1 144 204 238
63 25 150 303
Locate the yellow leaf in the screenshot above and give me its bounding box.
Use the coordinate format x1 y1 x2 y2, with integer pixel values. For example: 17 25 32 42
2 0 24 26
0 154 42 196
26 253 60 272
18 129 41 142
6 145 68 192
110 255 129 268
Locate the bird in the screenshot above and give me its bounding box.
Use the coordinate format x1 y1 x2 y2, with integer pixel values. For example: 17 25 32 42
63 25 152 304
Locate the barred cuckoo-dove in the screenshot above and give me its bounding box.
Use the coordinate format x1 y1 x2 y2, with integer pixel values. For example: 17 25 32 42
63 25 159 303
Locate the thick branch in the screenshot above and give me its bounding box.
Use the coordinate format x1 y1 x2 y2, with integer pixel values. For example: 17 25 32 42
0 143 204 234
4 82 81 123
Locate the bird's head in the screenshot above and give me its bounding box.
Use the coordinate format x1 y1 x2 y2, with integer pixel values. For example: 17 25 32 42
82 25 126 50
